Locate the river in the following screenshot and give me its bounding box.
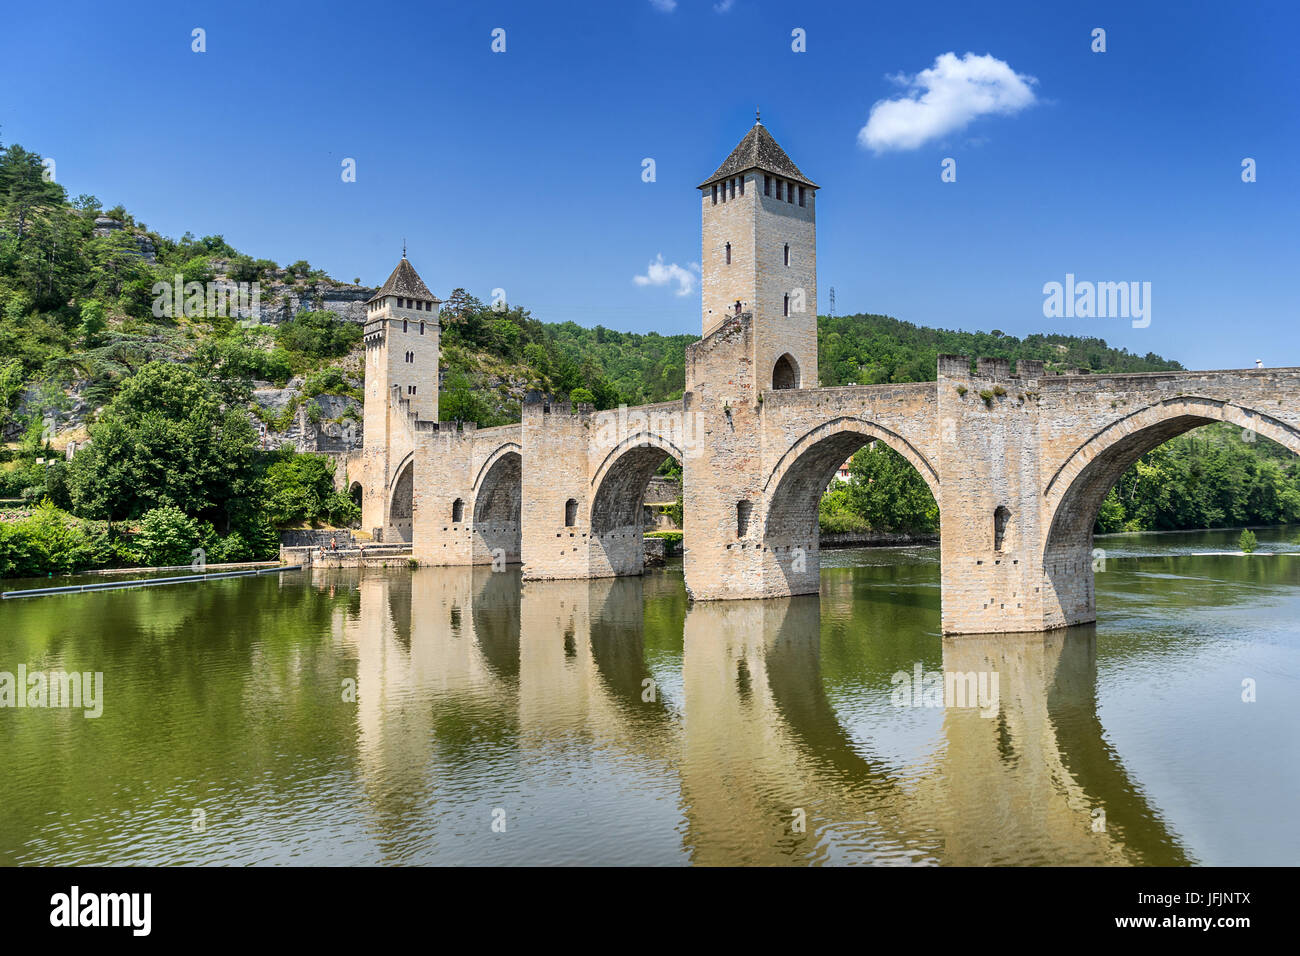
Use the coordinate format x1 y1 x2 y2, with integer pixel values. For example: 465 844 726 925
1 527 1296 865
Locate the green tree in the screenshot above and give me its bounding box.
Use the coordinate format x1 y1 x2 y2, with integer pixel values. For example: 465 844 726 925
67 361 257 526
1239 528 1257 553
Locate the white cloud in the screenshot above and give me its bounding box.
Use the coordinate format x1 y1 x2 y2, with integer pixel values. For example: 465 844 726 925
858 52 1037 153
714 0 735 12
649 0 677 12
634 255 698 296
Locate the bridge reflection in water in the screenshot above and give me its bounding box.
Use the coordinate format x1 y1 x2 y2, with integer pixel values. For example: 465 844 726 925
324 563 1190 866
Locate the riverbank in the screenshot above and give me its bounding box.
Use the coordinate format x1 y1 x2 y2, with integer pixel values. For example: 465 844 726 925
820 530 938 549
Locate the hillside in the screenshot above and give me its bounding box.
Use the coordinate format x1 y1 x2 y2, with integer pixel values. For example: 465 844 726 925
2 137 1296 563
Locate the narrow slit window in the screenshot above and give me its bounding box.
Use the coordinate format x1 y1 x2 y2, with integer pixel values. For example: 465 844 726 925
783 294 789 317
725 242 731 265
452 498 465 522
736 500 752 538
764 175 771 196
799 186 806 207
712 184 717 205
564 499 578 527
994 506 1011 552
783 244 789 266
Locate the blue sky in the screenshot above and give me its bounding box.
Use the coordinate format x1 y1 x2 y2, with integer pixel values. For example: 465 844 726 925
2 0 1296 369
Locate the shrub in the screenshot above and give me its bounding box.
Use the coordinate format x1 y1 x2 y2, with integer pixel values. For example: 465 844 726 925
1239 528 1258 553
0 500 111 577
135 505 204 567
275 310 361 362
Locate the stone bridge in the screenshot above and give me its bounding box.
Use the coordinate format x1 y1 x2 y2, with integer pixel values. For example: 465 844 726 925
357 331 1300 634
348 119 1300 635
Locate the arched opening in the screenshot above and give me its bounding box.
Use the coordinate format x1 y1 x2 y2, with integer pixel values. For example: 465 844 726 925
472 449 522 565
1042 401 1300 628
348 481 363 528
737 500 752 537
564 498 578 527
451 498 465 523
772 353 799 390
762 420 940 596
388 461 414 544
589 434 684 578
994 506 1011 551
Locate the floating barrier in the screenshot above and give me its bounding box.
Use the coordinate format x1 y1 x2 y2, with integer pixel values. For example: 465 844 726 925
2 564 302 600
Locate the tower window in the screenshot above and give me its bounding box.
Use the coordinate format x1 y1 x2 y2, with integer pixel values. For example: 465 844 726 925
799 186 806 207
783 244 789 266
452 498 464 523
564 498 578 527
786 182 793 203
725 242 731 265
738 176 744 196
764 175 771 196
712 184 717 205
420 321 425 335
776 180 783 201
403 320 408 332
783 294 789 317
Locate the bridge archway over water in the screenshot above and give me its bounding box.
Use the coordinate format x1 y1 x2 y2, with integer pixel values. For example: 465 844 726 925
760 417 940 595
1041 397 1300 627
472 444 523 565
589 431 684 578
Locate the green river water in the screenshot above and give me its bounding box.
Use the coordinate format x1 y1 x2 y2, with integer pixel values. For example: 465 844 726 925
1 526 1296 865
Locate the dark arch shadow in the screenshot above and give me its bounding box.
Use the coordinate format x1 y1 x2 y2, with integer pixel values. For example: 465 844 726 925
589 442 683 578
388 460 414 543
473 450 521 564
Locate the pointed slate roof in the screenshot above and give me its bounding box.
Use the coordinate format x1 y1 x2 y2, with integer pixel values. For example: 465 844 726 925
368 256 439 304
699 121 818 189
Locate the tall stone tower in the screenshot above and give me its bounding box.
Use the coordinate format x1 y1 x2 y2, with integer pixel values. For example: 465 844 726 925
360 254 441 541
698 115 818 390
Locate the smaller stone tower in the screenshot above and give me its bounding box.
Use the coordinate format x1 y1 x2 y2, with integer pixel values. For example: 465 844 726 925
360 254 441 540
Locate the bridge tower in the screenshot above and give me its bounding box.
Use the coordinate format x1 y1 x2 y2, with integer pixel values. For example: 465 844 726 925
683 118 822 602
698 113 819 391
359 254 441 542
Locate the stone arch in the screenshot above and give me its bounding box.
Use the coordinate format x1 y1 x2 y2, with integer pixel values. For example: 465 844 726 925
348 480 363 511
772 353 800 390
761 417 940 595
588 431 684 578
1041 396 1300 627
472 446 522 565
388 458 414 543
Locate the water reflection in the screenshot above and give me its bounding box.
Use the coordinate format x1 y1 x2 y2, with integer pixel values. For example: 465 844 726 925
7 533 1292 865
325 563 1190 865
